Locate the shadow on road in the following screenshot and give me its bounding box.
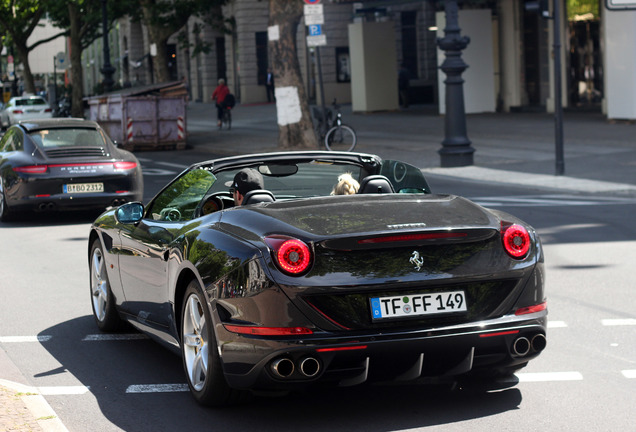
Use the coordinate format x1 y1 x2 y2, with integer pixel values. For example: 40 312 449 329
40 316 523 431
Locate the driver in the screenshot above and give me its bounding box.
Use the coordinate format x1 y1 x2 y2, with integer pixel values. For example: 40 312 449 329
225 168 264 206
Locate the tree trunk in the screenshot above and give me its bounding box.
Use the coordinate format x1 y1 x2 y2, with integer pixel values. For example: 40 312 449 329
68 3 85 118
268 0 317 149
13 43 35 95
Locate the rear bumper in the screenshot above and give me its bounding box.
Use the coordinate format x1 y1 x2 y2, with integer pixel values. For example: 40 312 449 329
217 311 547 390
7 191 142 212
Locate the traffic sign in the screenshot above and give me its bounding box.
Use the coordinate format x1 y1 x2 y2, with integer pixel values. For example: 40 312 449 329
306 35 327 47
304 4 323 15
305 13 324 25
308 24 322 36
304 0 321 4
55 52 68 70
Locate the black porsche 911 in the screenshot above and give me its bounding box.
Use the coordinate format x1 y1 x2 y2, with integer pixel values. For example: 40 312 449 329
0 118 143 221
88 151 546 406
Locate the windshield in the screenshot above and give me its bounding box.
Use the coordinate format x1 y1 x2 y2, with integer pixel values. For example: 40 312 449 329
28 128 107 149
15 98 47 106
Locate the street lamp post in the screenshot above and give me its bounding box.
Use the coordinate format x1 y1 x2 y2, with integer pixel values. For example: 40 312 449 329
437 0 475 167
100 0 116 93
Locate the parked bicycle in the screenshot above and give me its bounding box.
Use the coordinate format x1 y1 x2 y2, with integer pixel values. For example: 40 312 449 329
312 99 357 152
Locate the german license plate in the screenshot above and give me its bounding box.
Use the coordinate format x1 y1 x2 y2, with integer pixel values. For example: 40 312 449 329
63 183 104 193
370 291 467 320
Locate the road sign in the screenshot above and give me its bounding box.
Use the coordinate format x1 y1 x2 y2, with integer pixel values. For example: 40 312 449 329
305 13 324 25
306 35 327 47
55 52 68 70
308 24 322 36
304 0 321 4
304 4 323 15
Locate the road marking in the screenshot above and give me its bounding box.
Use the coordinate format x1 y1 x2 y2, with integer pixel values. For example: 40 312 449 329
622 370 636 379
473 195 636 207
82 334 148 341
548 321 567 328
38 386 91 395
126 384 189 393
0 335 52 343
512 371 584 382
601 319 636 326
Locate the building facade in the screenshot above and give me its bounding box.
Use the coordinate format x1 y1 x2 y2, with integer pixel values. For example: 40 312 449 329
78 0 636 120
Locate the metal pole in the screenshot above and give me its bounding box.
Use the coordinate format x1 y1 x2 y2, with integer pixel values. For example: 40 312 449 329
553 0 565 175
436 0 475 167
315 46 327 134
100 0 115 93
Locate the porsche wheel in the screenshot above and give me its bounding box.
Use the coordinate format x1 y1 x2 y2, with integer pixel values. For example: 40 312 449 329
181 280 246 406
0 179 13 222
90 239 123 331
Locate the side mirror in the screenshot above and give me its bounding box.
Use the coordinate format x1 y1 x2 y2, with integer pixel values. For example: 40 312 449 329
116 202 144 224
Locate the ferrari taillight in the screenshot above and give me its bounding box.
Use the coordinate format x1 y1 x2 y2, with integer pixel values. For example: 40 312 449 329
502 222 531 259
13 165 48 174
265 236 312 275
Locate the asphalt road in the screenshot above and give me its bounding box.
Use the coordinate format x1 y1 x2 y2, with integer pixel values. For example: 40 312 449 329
1 150 635 431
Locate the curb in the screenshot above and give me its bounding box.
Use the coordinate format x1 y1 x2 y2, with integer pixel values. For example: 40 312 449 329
0 379 69 432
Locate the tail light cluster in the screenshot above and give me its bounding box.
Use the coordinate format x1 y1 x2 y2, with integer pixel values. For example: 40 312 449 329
265 236 312 275
13 161 138 174
501 222 531 259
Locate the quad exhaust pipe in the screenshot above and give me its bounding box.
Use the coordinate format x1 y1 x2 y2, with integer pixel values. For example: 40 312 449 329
270 356 321 379
512 333 547 357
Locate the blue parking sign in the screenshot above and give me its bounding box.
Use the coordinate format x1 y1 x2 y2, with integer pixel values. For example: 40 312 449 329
308 24 322 36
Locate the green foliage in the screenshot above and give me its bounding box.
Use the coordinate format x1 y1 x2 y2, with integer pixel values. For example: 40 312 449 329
568 0 600 19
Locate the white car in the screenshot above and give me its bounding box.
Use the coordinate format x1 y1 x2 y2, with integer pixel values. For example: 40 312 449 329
0 96 53 130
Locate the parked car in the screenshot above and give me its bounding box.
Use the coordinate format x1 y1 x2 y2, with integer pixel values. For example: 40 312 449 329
0 95 53 129
87 151 546 406
0 118 143 221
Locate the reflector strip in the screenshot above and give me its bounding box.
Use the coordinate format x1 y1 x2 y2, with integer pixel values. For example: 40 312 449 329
223 325 313 336
316 345 367 353
35 194 51 198
515 302 547 315
479 330 520 338
358 232 467 244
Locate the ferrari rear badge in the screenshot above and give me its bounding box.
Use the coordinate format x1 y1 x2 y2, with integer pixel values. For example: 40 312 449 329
410 251 424 271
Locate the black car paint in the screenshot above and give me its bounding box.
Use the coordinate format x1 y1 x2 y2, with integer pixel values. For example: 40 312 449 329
89 151 546 395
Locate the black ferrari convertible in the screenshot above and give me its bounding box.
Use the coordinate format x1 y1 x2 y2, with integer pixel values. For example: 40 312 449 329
88 151 546 406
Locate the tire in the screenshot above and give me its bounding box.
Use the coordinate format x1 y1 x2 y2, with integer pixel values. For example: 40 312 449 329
89 239 124 331
324 124 357 152
0 178 13 222
181 280 246 406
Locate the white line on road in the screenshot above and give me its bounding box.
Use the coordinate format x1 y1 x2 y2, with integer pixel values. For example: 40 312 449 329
548 321 568 328
622 370 636 379
0 335 52 343
82 334 148 341
601 319 636 326
126 384 189 393
38 386 91 395
506 371 584 382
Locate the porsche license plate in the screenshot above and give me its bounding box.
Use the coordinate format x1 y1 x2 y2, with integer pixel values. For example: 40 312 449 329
64 183 104 193
370 291 467 320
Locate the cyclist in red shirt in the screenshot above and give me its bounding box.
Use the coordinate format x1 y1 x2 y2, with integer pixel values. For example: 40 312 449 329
211 78 230 127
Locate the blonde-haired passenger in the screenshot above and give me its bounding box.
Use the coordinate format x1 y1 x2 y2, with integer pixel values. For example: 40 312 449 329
331 173 360 195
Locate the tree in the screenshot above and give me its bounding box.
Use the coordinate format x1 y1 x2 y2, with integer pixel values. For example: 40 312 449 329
0 0 65 94
134 0 229 84
268 0 317 149
46 0 128 117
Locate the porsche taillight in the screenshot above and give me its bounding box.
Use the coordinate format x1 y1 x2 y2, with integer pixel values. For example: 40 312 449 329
13 165 48 174
265 236 312 275
501 222 531 259
114 161 137 170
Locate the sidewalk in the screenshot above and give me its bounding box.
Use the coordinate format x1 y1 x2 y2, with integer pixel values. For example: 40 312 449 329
186 102 636 195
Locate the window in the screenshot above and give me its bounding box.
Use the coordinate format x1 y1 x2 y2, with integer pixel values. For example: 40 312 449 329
255 32 268 86
336 47 351 83
401 11 418 79
148 168 217 221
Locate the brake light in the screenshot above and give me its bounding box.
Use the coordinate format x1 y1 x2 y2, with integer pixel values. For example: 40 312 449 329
114 161 137 170
265 236 312 275
316 345 368 352
14 165 48 174
359 232 467 244
13 110 24 115
44 108 52 113
223 325 313 336
502 223 530 258
515 302 547 316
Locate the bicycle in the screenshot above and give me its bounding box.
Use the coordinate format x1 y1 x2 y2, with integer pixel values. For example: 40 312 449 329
312 99 357 152
219 105 232 130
